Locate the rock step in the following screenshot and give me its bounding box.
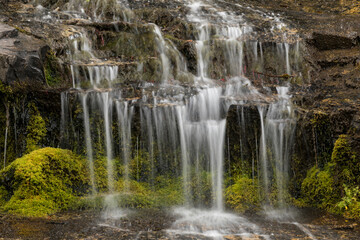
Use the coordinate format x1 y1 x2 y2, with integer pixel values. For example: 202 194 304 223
0 23 18 39
315 47 360 68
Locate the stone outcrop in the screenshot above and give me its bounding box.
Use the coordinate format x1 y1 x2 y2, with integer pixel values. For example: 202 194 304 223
0 23 49 86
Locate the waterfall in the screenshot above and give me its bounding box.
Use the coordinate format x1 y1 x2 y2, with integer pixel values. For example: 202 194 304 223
99 92 114 194
55 0 302 234
65 0 133 22
258 86 296 207
81 93 96 195
151 24 171 84
116 100 134 192
177 87 226 209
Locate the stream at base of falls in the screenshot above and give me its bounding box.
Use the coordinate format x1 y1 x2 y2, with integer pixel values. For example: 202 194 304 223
0 208 359 240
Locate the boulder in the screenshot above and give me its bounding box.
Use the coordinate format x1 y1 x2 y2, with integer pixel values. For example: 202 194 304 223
0 23 49 86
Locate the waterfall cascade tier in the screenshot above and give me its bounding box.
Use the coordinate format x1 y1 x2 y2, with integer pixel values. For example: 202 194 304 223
52 0 299 236
3 0 360 239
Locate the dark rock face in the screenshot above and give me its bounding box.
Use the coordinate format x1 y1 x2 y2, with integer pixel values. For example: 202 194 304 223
0 23 49 86
310 32 356 51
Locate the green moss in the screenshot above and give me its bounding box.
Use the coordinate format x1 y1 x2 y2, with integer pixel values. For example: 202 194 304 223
0 147 88 217
129 150 152 182
153 176 183 207
115 176 184 209
115 178 154 208
44 51 62 87
0 186 9 208
25 104 47 153
310 111 333 167
310 111 329 128
186 170 212 207
225 176 261 213
300 134 360 219
301 164 336 210
93 156 109 192
0 81 13 96
331 135 358 187
102 31 156 61
75 176 184 210
13 26 30 35
337 185 360 219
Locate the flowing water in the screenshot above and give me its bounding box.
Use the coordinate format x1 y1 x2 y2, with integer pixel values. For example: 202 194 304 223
50 0 312 238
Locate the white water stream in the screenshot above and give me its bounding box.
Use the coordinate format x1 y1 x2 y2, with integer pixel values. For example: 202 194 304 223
54 0 313 238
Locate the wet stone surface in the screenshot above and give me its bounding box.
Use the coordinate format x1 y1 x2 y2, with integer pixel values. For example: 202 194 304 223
0 209 359 240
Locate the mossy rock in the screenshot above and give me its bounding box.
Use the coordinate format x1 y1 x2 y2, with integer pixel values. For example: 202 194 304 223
225 176 261 213
0 147 88 217
331 135 360 192
0 186 9 207
25 103 47 153
301 164 336 210
76 176 184 210
44 50 63 87
300 134 360 217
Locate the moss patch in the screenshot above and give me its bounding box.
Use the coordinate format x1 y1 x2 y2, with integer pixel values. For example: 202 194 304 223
225 176 261 213
0 148 88 217
25 104 47 153
301 163 336 210
76 176 184 210
300 135 360 219
44 51 62 87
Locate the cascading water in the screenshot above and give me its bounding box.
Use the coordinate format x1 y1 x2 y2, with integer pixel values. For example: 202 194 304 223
115 100 134 192
65 0 133 22
54 0 308 238
81 93 96 195
258 86 296 219
152 24 171 84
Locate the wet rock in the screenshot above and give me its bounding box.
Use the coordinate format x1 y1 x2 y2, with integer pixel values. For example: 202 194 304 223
310 32 356 50
0 24 18 39
0 23 49 86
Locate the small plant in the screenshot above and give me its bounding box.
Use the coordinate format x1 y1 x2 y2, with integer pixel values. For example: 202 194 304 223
337 185 360 219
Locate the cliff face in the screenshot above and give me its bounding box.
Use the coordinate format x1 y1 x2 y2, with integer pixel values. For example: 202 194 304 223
0 0 359 213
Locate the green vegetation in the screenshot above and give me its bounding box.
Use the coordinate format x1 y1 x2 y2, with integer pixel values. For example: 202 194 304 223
0 186 9 206
44 51 62 87
0 81 13 96
301 163 336 210
337 185 360 219
0 144 186 217
25 103 47 153
129 150 152 182
0 148 88 217
300 135 360 219
225 176 261 213
310 111 332 168
331 135 359 189
76 175 183 210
